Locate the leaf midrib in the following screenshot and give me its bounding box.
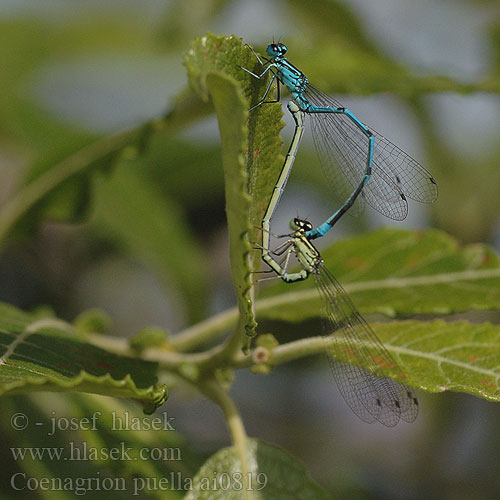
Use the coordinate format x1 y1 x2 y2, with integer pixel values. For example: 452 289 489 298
259 267 500 310
322 334 500 382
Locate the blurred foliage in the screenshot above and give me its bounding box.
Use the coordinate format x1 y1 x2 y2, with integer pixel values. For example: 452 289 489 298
0 393 200 499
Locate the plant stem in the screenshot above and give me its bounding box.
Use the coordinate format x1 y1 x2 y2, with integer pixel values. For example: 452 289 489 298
91 333 225 369
232 336 326 369
199 379 251 494
168 267 500 354
170 306 239 352
92 328 329 374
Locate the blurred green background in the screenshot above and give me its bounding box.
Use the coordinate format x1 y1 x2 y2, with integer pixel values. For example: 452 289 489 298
1 1 500 499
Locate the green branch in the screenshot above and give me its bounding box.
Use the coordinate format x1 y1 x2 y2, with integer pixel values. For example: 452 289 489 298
199 379 250 493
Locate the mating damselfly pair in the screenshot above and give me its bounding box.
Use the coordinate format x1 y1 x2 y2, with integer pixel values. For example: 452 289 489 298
241 41 438 426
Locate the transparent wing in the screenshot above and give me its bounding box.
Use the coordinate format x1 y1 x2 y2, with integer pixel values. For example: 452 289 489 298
304 85 438 221
313 265 419 426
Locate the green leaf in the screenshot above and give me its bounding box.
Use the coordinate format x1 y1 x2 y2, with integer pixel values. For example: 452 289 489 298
269 319 500 402
370 320 500 402
0 303 167 412
183 33 285 348
183 33 285 233
254 228 500 402
259 228 500 321
207 71 257 344
184 439 330 500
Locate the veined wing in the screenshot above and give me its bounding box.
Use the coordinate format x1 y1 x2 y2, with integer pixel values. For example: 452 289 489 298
305 85 437 221
313 265 419 426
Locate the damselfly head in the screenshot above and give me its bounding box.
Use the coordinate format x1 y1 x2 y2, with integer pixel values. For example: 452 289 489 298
267 43 287 58
290 217 312 232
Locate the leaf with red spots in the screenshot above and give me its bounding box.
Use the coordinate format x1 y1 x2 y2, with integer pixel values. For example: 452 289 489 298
257 228 500 401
